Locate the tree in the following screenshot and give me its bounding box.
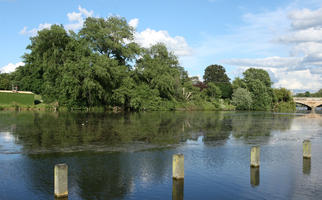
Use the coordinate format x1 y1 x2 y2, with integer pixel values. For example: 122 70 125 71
0 73 12 90
247 79 272 110
79 16 140 66
232 77 247 91
203 82 222 99
135 43 182 100
242 68 273 111
15 25 71 96
243 68 272 88
273 88 295 112
203 64 232 98
203 64 230 83
273 88 292 103
232 88 253 110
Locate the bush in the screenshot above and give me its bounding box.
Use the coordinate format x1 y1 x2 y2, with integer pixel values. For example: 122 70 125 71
232 88 253 110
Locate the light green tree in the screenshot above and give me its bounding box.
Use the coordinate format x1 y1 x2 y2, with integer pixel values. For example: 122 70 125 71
232 88 253 110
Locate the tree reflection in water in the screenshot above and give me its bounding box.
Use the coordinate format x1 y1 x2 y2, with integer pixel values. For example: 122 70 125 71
0 111 301 199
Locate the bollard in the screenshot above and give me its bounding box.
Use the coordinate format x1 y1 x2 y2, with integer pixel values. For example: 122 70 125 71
250 146 260 168
54 163 68 198
173 154 184 179
250 167 260 187
172 179 184 200
303 140 311 158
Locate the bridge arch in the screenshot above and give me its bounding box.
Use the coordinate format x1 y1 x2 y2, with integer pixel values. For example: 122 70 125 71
293 97 322 111
295 102 313 110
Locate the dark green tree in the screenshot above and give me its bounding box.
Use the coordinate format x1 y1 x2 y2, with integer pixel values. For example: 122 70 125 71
0 73 13 90
203 64 230 83
203 64 232 98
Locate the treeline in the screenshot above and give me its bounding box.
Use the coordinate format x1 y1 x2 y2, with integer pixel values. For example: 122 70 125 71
295 89 322 98
0 16 295 112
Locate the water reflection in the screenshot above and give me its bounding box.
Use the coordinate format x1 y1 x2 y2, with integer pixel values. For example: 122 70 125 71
303 158 311 175
0 111 322 199
250 167 260 187
172 179 184 200
55 197 68 200
0 111 302 154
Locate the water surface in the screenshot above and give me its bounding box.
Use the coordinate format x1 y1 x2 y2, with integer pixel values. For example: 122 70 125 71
0 111 322 199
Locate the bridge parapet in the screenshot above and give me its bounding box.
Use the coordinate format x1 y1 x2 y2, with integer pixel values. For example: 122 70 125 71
293 97 322 101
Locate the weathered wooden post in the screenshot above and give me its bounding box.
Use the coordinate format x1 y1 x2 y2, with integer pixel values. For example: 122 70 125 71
303 140 311 158
54 163 68 198
250 167 260 187
250 146 260 168
172 179 184 200
173 154 184 179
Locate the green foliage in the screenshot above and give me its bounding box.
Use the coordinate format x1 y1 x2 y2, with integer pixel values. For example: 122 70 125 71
79 16 140 66
0 92 34 105
296 89 322 97
203 64 230 83
242 68 273 111
232 77 247 90
232 88 253 110
203 82 221 99
274 101 296 112
247 79 272 110
216 82 232 99
202 64 232 99
273 88 296 112
4 16 236 111
135 44 183 100
0 73 13 90
273 88 292 102
243 68 272 88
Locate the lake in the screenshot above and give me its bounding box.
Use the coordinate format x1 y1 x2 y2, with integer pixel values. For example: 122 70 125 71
0 111 322 200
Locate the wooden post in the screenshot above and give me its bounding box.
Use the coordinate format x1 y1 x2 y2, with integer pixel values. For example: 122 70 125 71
54 163 68 198
173 154 184 179
303 140 311 158
250 146 260 168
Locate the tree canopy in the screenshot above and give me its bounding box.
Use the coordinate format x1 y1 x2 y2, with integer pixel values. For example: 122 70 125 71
0 15 296 112
203 64 230 83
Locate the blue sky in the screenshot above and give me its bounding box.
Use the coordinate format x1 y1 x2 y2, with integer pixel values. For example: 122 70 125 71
1 0 322 92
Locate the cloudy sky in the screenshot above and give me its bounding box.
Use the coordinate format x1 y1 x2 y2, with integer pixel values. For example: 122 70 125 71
1 0 322 92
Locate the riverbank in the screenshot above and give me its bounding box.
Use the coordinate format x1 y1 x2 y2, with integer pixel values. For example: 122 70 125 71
0 100 236 112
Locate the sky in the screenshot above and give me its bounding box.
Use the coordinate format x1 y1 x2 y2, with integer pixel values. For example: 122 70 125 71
1 0 322 92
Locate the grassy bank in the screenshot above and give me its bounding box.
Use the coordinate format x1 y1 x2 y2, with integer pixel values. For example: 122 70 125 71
0 92 34 105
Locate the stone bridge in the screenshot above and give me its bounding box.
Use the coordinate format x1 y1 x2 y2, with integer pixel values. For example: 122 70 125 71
293 97 322 110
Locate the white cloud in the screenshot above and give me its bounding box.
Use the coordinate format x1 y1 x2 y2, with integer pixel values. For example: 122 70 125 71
222 5 322 92
234 66 322 91
78 5 93 17
279 27 322 43
65 6 93 31
225 57 302 68
289 8 322 29
131 18 192 57
129 18 139 29
0 62 24 73
67 12 82 22
20 23 51 36
273 69 322 91
20 6 93 35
